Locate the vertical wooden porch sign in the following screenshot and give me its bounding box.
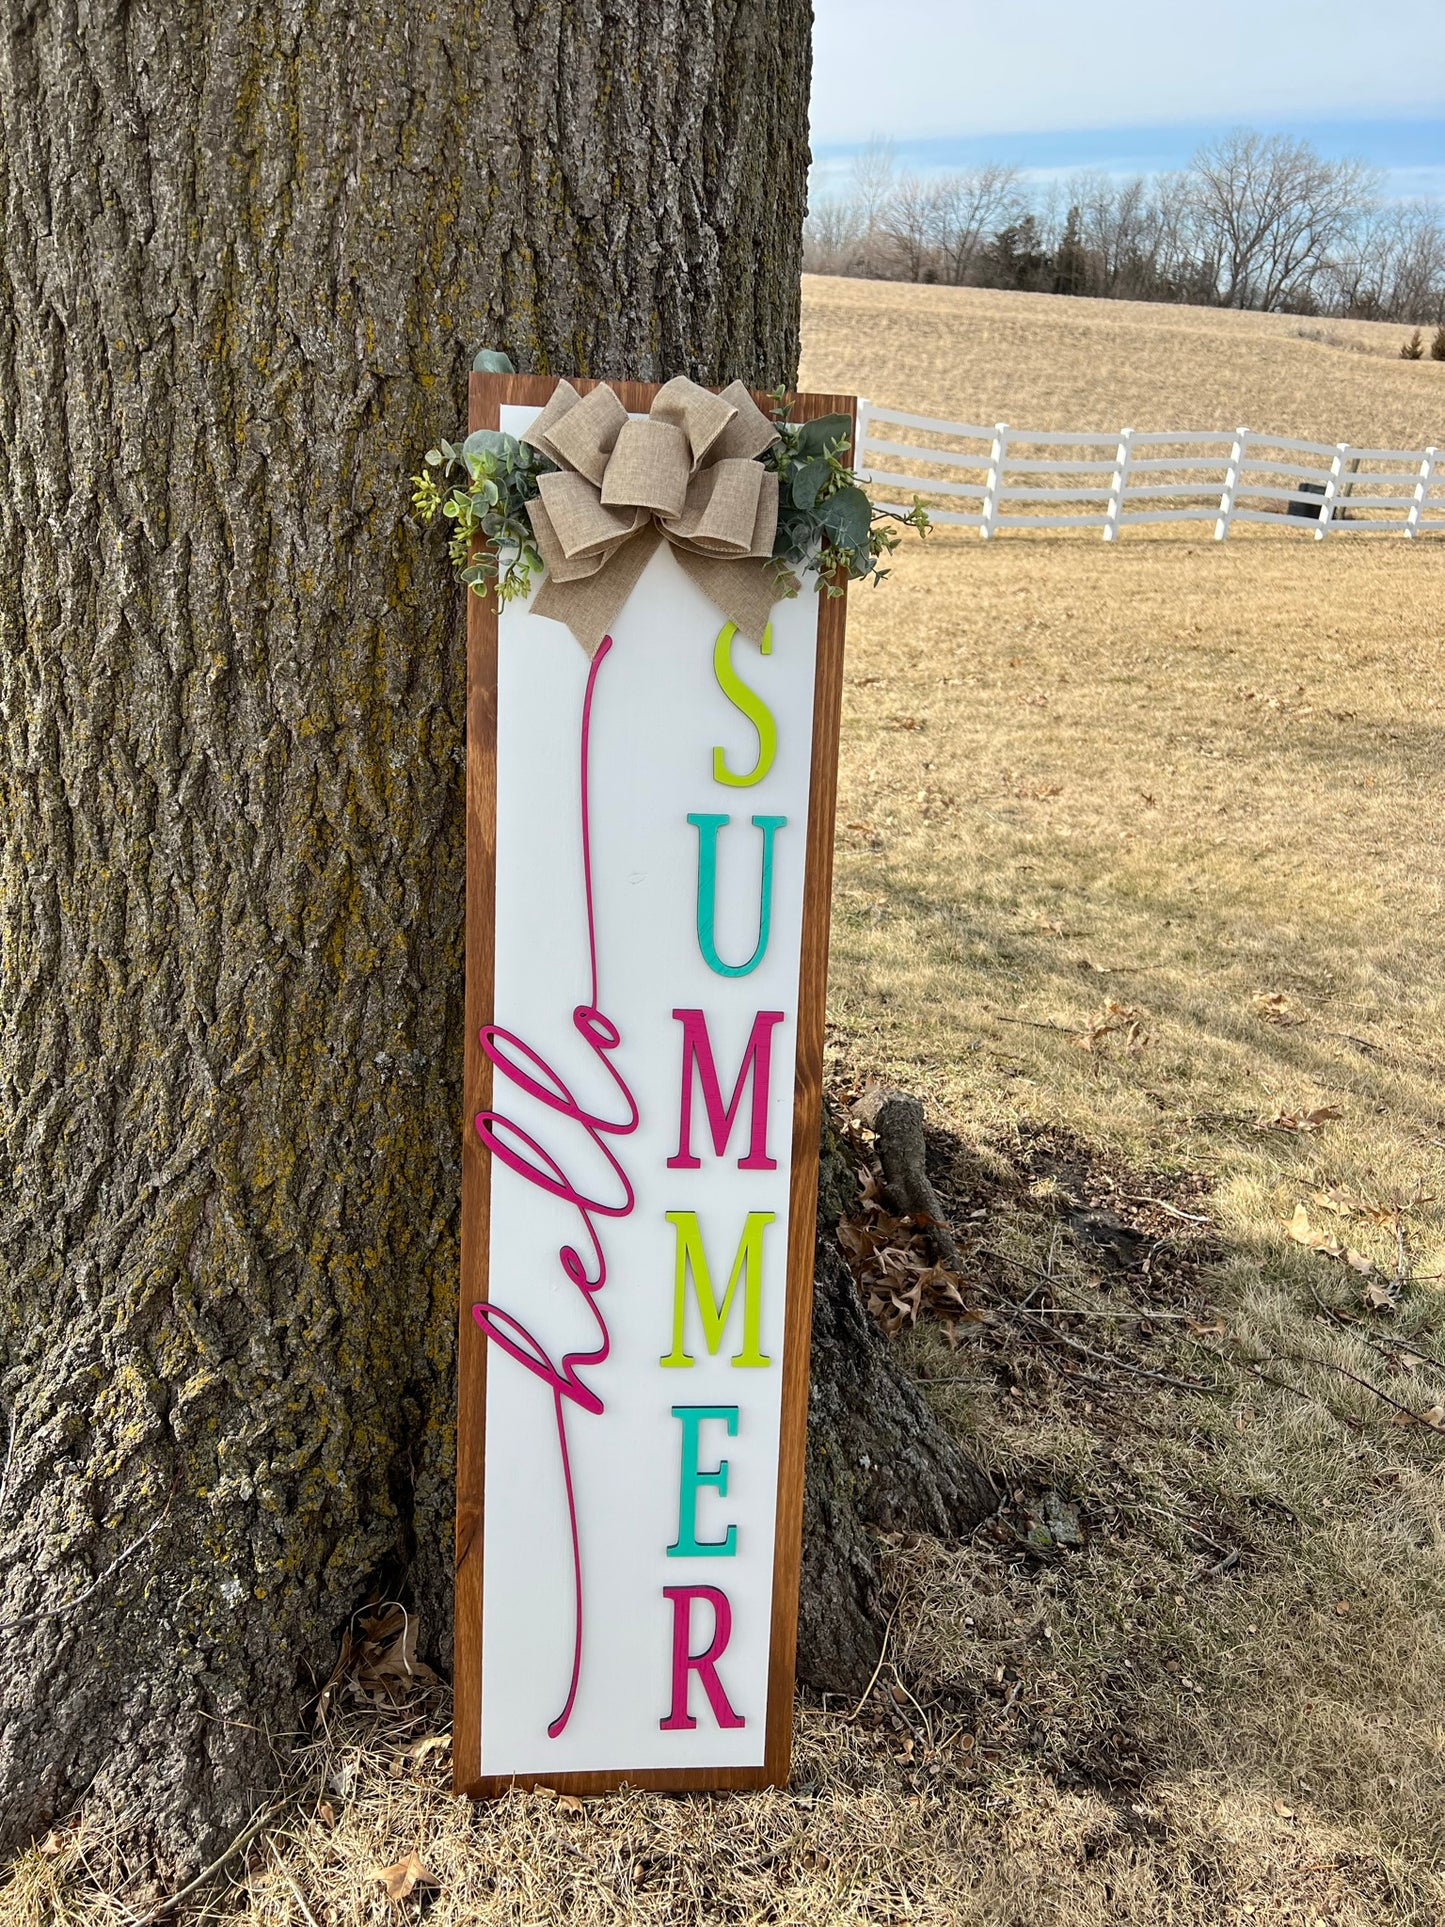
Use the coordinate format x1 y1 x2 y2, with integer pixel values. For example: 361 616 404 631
455 373 853 1795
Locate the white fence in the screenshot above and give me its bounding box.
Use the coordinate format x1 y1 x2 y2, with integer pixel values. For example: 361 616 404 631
854 400 1445 540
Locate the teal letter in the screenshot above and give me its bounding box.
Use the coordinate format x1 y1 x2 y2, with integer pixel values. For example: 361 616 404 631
669 1406 740 1557
689 813 786 978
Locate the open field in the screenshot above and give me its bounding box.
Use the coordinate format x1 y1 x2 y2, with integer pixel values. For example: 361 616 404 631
800 276 1445 446
7 284 1445 1926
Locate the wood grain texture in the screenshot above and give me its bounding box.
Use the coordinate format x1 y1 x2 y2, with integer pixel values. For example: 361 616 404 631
455 374 854 1799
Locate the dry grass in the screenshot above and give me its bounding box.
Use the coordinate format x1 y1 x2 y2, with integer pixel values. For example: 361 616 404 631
799 275 1445 444
8 283 1445 1925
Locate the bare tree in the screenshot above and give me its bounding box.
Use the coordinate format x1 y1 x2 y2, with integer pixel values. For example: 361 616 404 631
849 136 900 277
1065 171 1157 297
1189 130 1380 310
1328 203 1410 318
931 164 1026 285
883 171 945 280
1371 201 1445 323
803 192 867 275
1150 170 1214 302
803 128 1434 323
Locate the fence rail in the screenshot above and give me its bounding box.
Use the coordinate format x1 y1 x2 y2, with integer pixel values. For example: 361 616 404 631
853 400 1445 541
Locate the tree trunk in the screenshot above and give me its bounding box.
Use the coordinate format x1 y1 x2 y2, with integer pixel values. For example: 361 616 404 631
0 0 812 1877
797 1111 998 1698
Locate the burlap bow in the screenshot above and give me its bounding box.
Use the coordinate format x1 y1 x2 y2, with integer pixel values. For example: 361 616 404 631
522 376 787 656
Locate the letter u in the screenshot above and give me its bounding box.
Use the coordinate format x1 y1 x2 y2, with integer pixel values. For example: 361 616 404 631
688 814 786 979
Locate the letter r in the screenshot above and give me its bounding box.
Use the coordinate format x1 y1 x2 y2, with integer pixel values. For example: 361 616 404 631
659 1586 746 1731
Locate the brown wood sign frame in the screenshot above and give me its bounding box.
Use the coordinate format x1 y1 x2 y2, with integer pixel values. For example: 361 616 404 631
455 373 853 1797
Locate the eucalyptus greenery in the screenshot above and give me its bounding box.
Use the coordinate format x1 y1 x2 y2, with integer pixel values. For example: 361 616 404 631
761 387 930 597
410 428 555 604
410 359 929 605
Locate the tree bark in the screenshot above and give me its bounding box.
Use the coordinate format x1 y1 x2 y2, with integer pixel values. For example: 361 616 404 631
797 1112 997 1698
0 0 812 1877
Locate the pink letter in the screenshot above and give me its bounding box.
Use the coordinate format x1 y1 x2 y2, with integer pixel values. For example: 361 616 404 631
659 1586 746 1731
668 1009 783 1172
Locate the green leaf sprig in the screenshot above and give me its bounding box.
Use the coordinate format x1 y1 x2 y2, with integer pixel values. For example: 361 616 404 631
410 427 555 603
762 388 930 599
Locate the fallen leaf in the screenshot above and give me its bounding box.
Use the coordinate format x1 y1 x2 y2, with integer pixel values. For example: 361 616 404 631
405 1733 451 1767
556 1793 585 1816
356 1606 439 1704
1261 1106 1341 1133
1363 1279 1398 1311
1253 991 1305 1026
1311 1187 1359 1217
1286 1205 1342 1258
375 1851 439 1903
1079 1000 1149 1053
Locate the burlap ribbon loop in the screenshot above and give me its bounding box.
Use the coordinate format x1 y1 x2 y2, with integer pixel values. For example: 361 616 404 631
523 377 785 656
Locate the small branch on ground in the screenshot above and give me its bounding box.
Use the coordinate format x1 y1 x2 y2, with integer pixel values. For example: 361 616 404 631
851 1086 959 1266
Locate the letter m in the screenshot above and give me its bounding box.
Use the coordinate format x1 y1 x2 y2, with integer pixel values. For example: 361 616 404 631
668 1008 783 1171
662 1211 775 1368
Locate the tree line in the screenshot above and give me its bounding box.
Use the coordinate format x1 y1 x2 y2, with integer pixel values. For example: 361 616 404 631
805 131 1445 324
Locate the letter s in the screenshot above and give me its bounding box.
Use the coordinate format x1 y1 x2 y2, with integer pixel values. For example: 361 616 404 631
711 621 777 788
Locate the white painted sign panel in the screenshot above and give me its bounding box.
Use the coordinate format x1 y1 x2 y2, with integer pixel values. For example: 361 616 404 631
456 377 851 1797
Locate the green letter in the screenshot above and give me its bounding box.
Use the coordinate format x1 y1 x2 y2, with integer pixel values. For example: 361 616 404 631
668 1406 739 1557
662 1210 775 1368
712 621 776 788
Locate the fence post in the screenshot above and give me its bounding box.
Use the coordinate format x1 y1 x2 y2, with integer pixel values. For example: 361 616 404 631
1315 443 1348 540
981 422 1008 540
1406 447 1437 538
1102 427 1135 543
1214 426 1248 541
852 398 873 485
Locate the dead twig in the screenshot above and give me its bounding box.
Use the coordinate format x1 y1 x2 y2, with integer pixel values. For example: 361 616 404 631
0 1402 17 1522
1023 1304 1203 1322
1238 1357 1368 1434
1195 1547 1241 1583
272 1842 323 1927
132 1801 280 1926
1115 1193 1214 1226
1013 1309 1219 1394
1277 1348 1444 1433
1304 1280 1445 1377
847 1589 907 1723
0 1512 169 1637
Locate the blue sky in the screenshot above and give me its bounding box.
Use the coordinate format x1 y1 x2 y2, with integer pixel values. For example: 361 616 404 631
810 1 1445 200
